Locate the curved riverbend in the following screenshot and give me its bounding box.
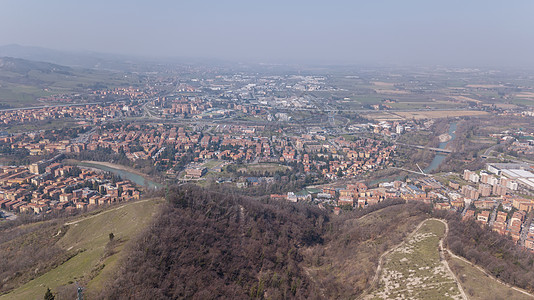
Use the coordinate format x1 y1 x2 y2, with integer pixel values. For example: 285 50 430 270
73 160 162 189
424 122 457 173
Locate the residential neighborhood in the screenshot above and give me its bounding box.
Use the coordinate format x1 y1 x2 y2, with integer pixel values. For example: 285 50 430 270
0 160 140 216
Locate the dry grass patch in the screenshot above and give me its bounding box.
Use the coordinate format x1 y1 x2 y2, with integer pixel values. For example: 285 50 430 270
449 256 533 300
367 219 463 300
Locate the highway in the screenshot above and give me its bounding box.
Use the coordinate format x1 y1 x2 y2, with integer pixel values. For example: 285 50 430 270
0 102 101 112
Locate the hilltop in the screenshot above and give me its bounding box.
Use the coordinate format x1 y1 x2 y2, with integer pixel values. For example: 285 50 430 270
98 185 432 299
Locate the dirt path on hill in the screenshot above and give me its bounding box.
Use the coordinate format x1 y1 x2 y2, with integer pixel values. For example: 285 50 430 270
432 218 468 300
63 198 155 226
361 218 468 300
360 218 427 298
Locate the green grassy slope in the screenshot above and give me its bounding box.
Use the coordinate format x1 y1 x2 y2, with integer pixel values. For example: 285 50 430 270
0 198 163 300
449 255 533 300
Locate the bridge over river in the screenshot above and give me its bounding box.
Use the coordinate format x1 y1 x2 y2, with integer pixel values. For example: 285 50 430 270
395 142 453 154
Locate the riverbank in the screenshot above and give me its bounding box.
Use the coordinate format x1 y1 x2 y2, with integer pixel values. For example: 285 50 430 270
438 133 452 143
424 122 457 173
64 159 162 189
80 160 148 177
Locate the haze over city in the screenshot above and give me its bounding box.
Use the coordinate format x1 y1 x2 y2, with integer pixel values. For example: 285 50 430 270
1 0 534 66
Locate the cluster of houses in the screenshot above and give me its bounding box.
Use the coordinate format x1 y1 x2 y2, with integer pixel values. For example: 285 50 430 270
150 96 222 119
0 161 139 216
459 169 519 199
316 136 395 179
463 196 534 249
0 102 140 126
23 123 394 181
452 164 534 250
273 177 446 212
490 127 534 157
91 86 153 99
6 134 88 156
37 86 156 105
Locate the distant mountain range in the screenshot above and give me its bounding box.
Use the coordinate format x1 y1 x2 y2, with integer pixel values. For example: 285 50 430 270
0 56 72 75
0 44 157 72
0 44 313 74
0 55 143 108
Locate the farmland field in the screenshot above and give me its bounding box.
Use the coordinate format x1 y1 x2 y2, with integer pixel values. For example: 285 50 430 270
367 110 489 121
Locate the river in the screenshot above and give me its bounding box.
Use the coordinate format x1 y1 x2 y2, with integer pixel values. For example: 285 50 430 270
424 122 457 173
76 161 162 190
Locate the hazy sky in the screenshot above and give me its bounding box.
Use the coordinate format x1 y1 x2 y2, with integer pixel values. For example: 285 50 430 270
1 0 534 66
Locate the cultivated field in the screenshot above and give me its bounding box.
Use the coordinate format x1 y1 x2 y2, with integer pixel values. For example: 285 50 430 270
367 219 464 299
395 110 489 119
367 110 489 121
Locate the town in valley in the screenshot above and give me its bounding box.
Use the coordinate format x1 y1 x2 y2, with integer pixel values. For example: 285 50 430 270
2 61 534 253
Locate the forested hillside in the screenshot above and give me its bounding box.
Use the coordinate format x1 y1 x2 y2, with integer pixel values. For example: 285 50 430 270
436 210 534 291
5 184 534 299
101 185 327 299
100 186 434 299
0 219 67 294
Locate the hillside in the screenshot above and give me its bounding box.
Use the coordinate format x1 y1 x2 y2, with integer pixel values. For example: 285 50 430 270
448 253 533 300
0 57 72 76
366 219 465 299
0 198 163 300
98 186 433 299
4 185 534 299
0 44 158 71
305 201 431 298
100 185 328 299
96 186 534 299
0 56 142 108
439 210 534 293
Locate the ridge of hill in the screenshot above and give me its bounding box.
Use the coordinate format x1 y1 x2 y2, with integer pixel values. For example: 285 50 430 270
0 44 148 71
99 185 431 299
0 57 72 75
